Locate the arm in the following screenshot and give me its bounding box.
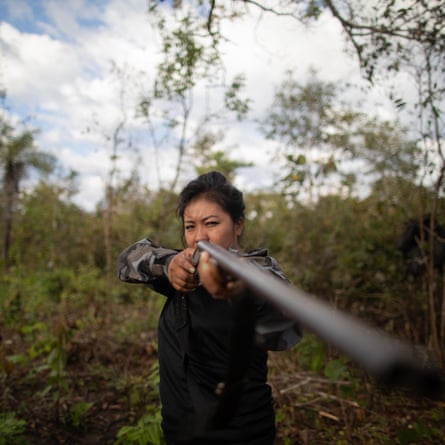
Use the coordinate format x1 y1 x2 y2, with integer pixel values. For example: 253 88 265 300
196 241 442 395
116 238 178 296
117 238 200 294
248 254 303 351
197 247 303 351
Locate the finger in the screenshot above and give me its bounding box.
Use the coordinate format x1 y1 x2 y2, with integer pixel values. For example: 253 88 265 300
199 252 246 299
178 250 197 275
198 252 219 294
200 251 221 278
199 252 238 299
172 276 198 292
168 251 198 291
182 250 197 274
226 279 246 296
226 279 243 291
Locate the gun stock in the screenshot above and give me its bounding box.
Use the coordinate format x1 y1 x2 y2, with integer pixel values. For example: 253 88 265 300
197 240 442 397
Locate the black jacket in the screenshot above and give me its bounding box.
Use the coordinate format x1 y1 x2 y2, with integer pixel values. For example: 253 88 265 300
117 239 302 445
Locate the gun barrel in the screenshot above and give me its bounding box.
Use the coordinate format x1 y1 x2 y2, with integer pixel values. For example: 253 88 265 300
197 240 442 396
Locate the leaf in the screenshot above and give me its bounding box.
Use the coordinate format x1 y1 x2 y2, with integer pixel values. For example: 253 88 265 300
324 358 348 381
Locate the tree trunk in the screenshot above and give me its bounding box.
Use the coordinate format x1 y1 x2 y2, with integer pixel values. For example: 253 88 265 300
2 172 17 269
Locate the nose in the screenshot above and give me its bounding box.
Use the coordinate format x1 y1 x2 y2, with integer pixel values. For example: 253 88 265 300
195 225 209 244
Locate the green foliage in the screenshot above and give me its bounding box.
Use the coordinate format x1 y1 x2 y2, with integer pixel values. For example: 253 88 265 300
261 69 419 201
21 321 53 361
2 177 445 442
139 1 252 195
242 191 293 257
320 0 444 86
0 412 28 445
0 266 104 325
293 335 360 400
11 182 91 271
191 130 253 181
42 321 71 396
324 357 349 382
147 360 160 388
114 407 165 445
0 116 56 267
69 402 94 429
154 13 220 99
296 334 326 373
18 318 72 399
115 362 164 445
224 74 250 120
1 3 445 442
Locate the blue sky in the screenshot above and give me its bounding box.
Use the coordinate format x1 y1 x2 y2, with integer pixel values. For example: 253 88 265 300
0 0 393 211
0 0 107 37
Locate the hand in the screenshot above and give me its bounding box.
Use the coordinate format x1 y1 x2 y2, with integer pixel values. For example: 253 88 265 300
198 251 245 300
167 248 200 292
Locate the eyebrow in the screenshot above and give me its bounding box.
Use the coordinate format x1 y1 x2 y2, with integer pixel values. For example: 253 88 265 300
184 214 220 223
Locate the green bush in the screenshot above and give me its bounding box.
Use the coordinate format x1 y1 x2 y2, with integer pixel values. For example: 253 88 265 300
114 408 165 445
0 412 28 445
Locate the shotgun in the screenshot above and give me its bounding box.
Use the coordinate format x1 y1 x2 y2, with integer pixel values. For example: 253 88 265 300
197 240 442 397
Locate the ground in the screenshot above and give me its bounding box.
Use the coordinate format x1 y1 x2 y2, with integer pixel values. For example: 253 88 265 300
1 301 444 445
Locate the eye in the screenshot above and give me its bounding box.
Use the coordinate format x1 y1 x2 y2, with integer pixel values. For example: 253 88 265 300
184 224 195 232
206 220 218 227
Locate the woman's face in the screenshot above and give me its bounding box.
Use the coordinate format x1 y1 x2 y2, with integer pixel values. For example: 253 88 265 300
183 197 243 250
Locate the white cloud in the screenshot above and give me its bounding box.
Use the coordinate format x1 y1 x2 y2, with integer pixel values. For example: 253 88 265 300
0 0 397 211
0 23 82 101
220 9 362 111
73 173 105 211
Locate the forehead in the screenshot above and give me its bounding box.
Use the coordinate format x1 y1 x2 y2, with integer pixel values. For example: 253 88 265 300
183 197 226 220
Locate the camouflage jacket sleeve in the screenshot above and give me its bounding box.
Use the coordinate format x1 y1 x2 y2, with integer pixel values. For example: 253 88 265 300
244 250 303 351
116 238 178 296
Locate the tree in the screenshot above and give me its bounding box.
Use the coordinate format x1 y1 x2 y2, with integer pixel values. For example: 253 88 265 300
141 5 251 192
262 69 419 201
191 128 252 180
87 62 138 279
314 0 445 363
148 0 445 361
12 180 91 270
0 118 55 268
149 1 443 185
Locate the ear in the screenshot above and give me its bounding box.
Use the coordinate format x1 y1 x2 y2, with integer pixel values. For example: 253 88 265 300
235 218 244 237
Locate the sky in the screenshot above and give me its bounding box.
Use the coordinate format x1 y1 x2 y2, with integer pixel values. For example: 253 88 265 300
0 0 395 211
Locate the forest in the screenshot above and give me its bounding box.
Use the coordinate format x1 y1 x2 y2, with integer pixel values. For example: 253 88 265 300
1 0 445 444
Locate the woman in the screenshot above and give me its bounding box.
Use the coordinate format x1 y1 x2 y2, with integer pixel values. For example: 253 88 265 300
117 171 302 445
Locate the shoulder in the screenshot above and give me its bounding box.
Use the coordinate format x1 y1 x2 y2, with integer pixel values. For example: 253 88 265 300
241 248 287 281
123 238 179 257
241 248 272 266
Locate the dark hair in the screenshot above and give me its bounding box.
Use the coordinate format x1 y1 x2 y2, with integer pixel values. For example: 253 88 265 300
177 171 245 223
